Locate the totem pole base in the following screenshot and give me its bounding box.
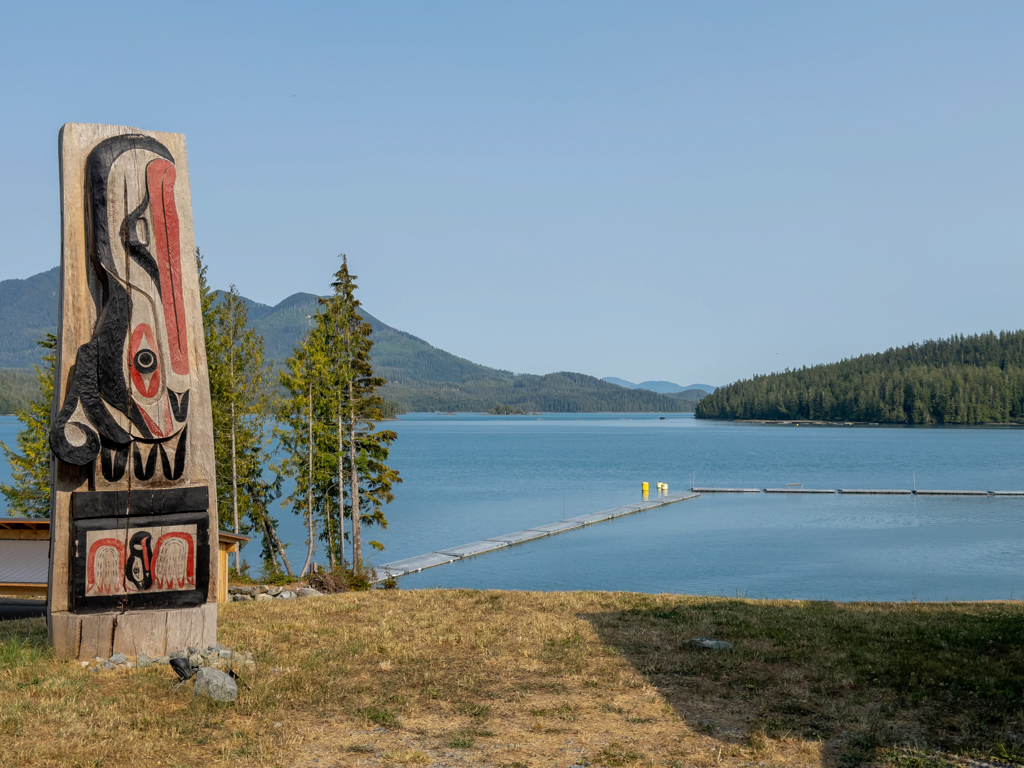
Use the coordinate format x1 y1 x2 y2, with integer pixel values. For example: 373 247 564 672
50 603 217 660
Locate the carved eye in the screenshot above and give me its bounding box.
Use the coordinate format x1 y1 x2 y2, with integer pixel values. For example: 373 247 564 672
134 349 157 375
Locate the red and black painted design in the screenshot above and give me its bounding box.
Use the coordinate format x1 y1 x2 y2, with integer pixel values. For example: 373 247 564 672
72 487 210 612
51 134 192 484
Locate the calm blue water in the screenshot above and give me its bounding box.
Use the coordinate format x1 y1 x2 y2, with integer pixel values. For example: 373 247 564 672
2 413 1022 601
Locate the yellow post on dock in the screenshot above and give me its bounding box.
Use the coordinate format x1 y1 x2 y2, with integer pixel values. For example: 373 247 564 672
642 482 649 500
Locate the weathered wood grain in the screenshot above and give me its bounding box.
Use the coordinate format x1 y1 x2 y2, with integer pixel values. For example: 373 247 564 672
164 603 216 652
78 613 116 660
218 549 229 603
112 610 168 657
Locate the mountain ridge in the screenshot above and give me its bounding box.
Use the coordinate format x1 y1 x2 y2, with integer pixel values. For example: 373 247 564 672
0 269 696 414
602 377 716 394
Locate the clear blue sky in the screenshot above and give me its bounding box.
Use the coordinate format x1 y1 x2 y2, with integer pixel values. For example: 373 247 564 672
1 2 1020 386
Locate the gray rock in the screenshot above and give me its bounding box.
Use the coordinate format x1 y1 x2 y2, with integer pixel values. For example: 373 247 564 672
277 590 296 600
169 650 187 660
187 646 199 655
232 593 253 602
109 653 128 664
188 653 204 668
255 585 270 594
684 636 733 651
101 661 116 670
193 667 238 703
217 649 236 659
89 665 100 673
296 587 323 598
153 656 171 665
255 593 272 602
266 586 284 597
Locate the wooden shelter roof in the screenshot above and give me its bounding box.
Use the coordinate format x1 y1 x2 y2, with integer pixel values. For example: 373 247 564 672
0 518 50 531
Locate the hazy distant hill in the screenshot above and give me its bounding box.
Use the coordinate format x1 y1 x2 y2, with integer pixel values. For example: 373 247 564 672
0 267 59 369
237 293 691 412
602 377 715 396
0 269 693 414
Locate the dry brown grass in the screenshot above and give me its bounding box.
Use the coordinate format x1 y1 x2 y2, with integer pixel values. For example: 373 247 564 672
1 590 1021 768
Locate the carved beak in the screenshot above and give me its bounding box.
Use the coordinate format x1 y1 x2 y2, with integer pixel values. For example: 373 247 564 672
146 159 190 377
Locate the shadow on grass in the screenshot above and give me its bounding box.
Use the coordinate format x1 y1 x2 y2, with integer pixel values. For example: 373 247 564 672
582 597 1024 767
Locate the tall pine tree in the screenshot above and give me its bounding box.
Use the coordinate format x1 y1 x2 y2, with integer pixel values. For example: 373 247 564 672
198 250 290 576
276 333 326 577
0 334 57 517
276 255 400 578
326 256 400 574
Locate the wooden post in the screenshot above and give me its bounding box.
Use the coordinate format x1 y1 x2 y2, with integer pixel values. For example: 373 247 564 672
48 124 218 659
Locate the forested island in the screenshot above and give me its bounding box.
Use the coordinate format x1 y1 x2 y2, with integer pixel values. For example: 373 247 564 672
696 331 1024 424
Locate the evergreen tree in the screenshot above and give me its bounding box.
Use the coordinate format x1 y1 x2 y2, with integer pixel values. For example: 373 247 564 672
198 250 289 576
326 256 400 574
0 334 57 517
276 334 322 577
276 256 401 578
305 314 348 570
207 284 275 572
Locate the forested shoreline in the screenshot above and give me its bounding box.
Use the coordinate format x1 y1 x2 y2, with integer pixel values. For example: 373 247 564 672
696 331 1024 424
380 372 700 413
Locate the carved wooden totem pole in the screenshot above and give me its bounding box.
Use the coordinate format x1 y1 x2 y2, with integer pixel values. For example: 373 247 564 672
48 124 218 659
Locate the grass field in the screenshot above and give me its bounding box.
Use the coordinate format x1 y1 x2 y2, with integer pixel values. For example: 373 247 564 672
1 590 1022 767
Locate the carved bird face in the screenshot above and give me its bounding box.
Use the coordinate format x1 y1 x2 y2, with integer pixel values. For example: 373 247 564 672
125 530 154 591
51 134 194 474
104 148 191 439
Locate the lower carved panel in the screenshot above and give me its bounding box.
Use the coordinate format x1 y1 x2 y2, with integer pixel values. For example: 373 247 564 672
70 487 211 614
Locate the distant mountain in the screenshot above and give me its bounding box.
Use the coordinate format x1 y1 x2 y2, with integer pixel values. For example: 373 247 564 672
0 268 694 414
602 377 638 389
602 377 716 395
0 267 60 368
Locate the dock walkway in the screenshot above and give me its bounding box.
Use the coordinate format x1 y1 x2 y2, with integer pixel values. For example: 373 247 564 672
692 487 1023 496
375 492 700 582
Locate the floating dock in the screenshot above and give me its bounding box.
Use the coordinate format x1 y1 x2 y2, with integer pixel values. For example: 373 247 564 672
764 488 836 494
838 489 913 495
692 487 1022 496
375 492 700 581
914 489 991 496
692 487 760 493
